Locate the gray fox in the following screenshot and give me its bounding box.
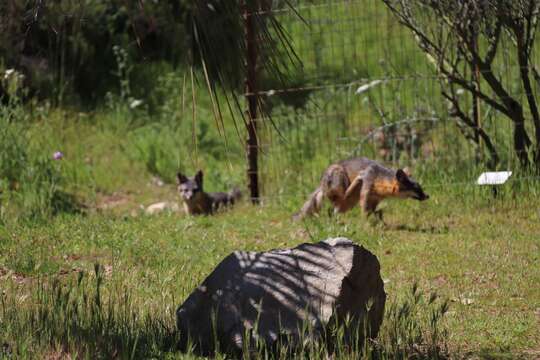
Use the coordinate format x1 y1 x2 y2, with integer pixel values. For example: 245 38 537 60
293 157 429 221
177 170 242 215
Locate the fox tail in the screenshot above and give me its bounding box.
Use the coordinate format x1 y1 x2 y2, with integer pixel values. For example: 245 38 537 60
292 187 324 221
228 187 242 204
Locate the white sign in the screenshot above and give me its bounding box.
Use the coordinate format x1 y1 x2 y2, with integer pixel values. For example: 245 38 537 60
476 171 512 185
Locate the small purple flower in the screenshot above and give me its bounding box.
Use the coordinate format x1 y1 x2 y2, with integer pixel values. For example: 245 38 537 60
53 151 64 160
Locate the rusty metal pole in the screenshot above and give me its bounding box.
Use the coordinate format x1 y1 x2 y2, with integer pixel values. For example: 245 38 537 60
243 0 260 204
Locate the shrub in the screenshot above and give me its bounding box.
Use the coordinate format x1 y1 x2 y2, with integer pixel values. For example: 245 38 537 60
0 72 80 222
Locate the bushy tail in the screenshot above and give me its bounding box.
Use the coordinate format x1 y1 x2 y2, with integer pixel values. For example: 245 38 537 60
228 187 242 204
292 187 324 221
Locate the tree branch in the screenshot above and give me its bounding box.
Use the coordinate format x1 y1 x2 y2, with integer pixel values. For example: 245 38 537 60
442 89 499 167
382 0 535 168
485 18 502 65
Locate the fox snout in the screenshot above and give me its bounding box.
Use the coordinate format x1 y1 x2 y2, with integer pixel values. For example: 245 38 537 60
395 169 429 202
411 187 429 201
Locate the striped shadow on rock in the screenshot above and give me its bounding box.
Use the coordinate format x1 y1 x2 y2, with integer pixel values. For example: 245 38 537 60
176 237 386 356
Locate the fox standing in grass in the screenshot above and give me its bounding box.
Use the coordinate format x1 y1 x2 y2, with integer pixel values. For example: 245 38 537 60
177 170 241 215
294 157 429 221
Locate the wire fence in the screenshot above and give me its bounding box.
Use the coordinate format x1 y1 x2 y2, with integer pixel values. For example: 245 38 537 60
242 0 540 198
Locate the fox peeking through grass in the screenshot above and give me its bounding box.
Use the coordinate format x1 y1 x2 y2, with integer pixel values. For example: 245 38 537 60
176 170 241 215
293 157 429 221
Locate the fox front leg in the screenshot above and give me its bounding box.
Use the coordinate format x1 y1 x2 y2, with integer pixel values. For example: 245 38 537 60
373 209 384 222
361 198 384 226
358 169 374 216
357 177 384 223
362 198 385 226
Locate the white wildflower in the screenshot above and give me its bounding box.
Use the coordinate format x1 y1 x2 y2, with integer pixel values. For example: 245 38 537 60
129 99 143 109
4 69 15 80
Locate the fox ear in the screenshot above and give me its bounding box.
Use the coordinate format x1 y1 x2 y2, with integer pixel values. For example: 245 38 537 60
177 172 188 184
195 170 203 185
402 167 412 177
396 169 409 183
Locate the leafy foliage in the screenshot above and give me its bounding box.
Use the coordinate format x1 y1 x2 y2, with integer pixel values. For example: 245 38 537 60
0 0 193 102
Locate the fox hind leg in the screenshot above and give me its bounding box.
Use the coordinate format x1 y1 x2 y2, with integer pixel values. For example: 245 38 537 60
332 174 363 216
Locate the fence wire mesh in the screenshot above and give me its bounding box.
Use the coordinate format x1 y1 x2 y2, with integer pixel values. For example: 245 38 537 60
242 0 540 200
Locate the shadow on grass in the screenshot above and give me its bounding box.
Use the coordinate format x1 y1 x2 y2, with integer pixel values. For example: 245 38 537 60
387 223 450 234
466 347 530 360
51 190 87 216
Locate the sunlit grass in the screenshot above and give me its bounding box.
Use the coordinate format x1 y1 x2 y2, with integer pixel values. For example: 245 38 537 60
1 182 539 358
1 2 539 357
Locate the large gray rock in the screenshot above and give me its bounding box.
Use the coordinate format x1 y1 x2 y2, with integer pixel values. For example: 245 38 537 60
176 238 386 355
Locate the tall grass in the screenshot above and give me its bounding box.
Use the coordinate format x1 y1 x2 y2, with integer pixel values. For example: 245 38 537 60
0 265 178 359
0 266 449 359
0 72 80 223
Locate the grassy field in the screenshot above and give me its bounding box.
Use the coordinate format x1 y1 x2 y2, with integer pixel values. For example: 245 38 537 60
1 49 539 360
1 167 539 358
1 1 540 358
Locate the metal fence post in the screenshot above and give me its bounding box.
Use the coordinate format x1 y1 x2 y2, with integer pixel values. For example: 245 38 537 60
243 0 260 204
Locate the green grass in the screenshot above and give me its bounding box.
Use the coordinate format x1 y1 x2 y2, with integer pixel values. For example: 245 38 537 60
1 60 539 358
1 1 540 357
1 179 539 358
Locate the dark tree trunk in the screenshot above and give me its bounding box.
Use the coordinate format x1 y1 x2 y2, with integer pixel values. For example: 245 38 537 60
479 130 500 169
477 62 532 168
516 37 540 170
513 118 531 168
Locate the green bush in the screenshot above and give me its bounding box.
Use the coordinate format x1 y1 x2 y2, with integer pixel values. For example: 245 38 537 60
0 0 193 104
0 131 73 222
0 82 80 222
